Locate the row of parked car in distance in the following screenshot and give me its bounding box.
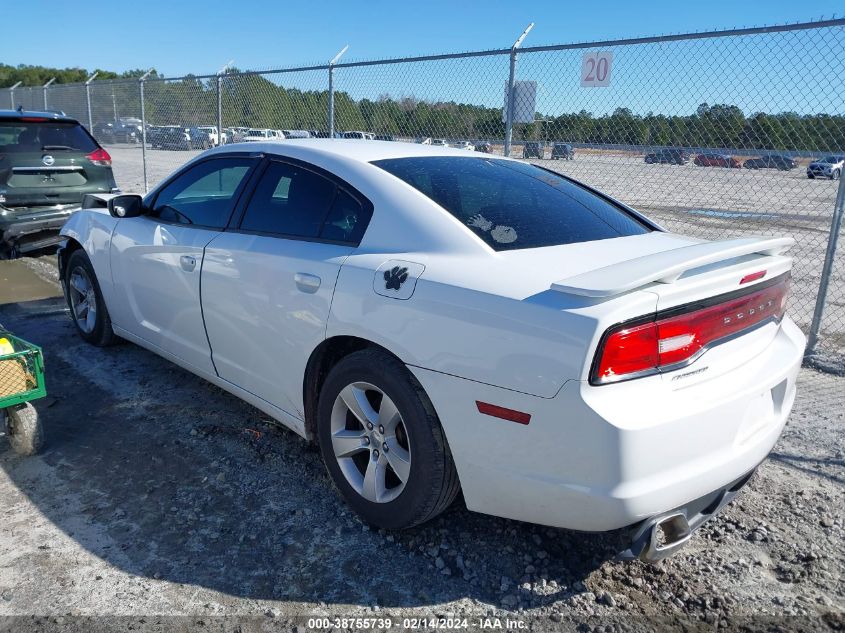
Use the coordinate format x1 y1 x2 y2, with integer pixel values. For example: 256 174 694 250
92 119 842 179
643 148 843 178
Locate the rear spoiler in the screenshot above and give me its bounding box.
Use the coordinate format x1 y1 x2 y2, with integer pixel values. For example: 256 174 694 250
551 237 794 299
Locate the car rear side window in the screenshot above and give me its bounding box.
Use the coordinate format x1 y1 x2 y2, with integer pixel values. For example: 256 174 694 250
240 161 371 243
373 156 651 251
0 120 98 153
151 157 255 228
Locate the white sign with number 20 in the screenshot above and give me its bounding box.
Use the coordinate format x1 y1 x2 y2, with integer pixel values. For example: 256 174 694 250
580 52 613 87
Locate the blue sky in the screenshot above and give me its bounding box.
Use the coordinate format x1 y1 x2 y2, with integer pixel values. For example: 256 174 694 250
3 1 839 76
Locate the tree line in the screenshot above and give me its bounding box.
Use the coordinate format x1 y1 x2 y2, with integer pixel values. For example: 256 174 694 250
4 64 843 152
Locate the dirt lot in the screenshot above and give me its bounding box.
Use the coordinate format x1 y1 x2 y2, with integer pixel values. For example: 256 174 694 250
0 252 842 631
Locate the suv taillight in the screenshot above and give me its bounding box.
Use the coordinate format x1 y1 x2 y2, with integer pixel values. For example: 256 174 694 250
86 148 111 166
591 274 790 385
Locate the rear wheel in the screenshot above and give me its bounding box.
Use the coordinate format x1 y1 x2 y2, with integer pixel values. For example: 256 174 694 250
833 169 841 180
65 250 117 346
317 349 460 529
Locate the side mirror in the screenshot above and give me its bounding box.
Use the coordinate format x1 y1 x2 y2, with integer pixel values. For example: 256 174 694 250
108 194 145 218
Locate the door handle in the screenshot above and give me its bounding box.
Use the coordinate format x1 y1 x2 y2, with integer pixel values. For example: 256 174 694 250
180 255 197 272
294 272 321 293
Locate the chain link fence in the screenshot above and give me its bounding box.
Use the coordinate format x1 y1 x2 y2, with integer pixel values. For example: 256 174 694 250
1 19 843 385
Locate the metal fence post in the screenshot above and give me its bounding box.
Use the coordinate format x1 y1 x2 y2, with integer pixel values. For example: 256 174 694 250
217 74 223 145
9 81 21 109
84 72 98 132
806 174 845 360
216 61 232 146
139 70 154 193
328 46 349 137
42 77 56 110
504 24 533 157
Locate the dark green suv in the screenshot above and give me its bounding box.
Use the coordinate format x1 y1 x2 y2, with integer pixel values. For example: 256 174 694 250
0 109 118 258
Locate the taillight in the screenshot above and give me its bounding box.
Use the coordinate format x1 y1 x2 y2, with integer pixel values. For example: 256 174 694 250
86 148 111 166
591 274 790 385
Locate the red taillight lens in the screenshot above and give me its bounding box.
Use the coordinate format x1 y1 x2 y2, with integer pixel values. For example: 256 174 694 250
86 148 111 166
591 275 790 385
593 321 659 382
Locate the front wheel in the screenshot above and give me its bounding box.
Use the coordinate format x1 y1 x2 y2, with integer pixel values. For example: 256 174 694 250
833 169 841 180
65 249 117 346
317 349 460 529
5 403 43 456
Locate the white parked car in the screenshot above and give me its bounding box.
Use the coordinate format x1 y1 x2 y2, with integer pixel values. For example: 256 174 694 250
196 126 227 146
431 138 449 147
59 140 803 562
455 141 475 151
282 129 313 139
242 128 284 142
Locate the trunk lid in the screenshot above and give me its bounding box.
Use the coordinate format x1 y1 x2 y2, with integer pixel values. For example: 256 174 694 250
531 233 794 385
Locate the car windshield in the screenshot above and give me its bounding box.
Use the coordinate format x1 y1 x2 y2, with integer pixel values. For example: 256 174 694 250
0 120 98 152
373 156 651 251
822 157 840 163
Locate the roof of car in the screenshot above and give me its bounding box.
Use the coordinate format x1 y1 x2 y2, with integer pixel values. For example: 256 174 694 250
0 109 78 123
215 138 501 163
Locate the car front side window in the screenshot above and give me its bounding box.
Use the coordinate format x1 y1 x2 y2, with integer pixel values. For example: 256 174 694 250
150 157 256 228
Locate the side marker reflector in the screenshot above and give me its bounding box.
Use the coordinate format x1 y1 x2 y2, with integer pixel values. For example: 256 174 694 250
476 401 531 425
740 270 766 284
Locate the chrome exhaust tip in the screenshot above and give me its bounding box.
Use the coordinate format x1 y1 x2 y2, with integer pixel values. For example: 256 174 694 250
638 512 692 563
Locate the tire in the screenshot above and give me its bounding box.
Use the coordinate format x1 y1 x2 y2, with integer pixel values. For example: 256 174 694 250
833 169 841 181
317 349 460 529
5 403 43 456
65 249 117 346
0 241 20 260
808 174 815 179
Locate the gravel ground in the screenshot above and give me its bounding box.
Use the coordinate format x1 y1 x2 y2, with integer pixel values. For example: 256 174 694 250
0 258 842 632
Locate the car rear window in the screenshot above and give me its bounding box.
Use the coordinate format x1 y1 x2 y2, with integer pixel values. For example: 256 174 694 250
0 120 98 153
373 156 651 251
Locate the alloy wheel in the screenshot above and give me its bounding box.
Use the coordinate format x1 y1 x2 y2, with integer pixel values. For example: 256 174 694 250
330 381 412 504
68 267 98 334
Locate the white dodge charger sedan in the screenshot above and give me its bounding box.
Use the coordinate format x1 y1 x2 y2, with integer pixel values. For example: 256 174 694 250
58 140 804 561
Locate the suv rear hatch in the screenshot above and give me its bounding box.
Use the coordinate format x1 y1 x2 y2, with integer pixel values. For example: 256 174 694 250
0 116 115 209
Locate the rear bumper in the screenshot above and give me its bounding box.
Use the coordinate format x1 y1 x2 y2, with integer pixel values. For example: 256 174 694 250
409 317 805 534
0 205 79 244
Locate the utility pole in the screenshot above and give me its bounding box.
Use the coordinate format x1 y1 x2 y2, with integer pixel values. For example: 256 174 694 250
8 81 21 109
42 77 56 110
139 69 154 192
85 72 98 132
328 45 349 138
217 60 234 146
504 23 534 157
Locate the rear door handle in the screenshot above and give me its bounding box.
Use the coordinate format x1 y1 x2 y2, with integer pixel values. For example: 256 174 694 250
294 272 321 293
180 255 197 272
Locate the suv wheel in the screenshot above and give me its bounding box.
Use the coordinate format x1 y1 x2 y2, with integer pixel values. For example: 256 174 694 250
832 169 841 180
65 250 117 346
317 349 460 529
